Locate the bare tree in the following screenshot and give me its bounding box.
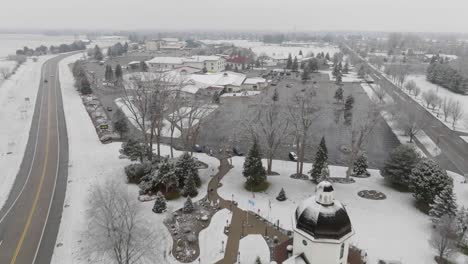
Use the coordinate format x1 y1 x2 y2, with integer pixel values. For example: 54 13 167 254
441 97 453 122
413 86 421 98
177 99 213 155
449 100 464 130
287 91 321 177
0 67 10 80
248 99 289 175
430 216 458 262
404 80 416 95
394 105 427 143
422 90 439 110
373 84 387 104
86 181 157 264
345 102 381 179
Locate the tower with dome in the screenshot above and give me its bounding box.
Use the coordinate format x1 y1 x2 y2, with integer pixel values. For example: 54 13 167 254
283 181 354 264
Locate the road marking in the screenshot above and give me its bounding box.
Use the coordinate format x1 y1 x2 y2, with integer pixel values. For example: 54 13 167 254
0 60 49 225
32 61 62 264
10 67 52 264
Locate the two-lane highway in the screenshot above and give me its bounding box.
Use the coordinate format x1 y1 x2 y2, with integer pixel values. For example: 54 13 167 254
0 54 70 264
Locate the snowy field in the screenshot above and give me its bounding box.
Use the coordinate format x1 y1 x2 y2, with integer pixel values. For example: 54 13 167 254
405 74 468 133
52 53 226 264
200 39 340 60
238 234 270 263
0 33 76 58
218 157 468 264
0 55 55 210
198 209 231 263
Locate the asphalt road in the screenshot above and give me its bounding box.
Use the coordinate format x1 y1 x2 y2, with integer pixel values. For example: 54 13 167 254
0 54 70 264
344 43 468 175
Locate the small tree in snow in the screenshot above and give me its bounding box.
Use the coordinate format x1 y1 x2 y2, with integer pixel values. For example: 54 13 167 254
183 197 194 213
120 139 145 162
430 215 458 262
455 207 468 245
276 188 286 201
152 192 167 213
113 108 129 138
381 145 420 188
175 152 201 188
352 152 370 177
319 161 330 182
334 87 344 103
255 256 262 264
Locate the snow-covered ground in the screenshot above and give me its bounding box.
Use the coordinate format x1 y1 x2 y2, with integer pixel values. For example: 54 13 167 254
200 39 340 60
238 234 270 263
404 74 468 133
52 53 223 264
218 157 468 264
321 69 361 83
198 209 231 263
0 55 55 210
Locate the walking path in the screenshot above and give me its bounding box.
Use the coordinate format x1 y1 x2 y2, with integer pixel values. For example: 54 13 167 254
207 158 290 264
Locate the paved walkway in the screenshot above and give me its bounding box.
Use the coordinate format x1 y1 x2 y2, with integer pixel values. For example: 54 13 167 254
207 158 290 264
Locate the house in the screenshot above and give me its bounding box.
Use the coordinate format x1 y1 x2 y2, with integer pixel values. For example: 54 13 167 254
145 38 186 51
242 77 268 91
283 181 355 264
146 57 185 71
226 56 248 70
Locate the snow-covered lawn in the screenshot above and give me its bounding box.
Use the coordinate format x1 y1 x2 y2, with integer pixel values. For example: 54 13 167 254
218 157 468 264
52 54 222 264
321 69 362 83
238 234 270 263
0 55 54 210
404 75 468 133
200 39 340 60
198 209 231 263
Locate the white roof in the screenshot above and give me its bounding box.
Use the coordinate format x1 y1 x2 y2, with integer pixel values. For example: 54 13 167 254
185 55 222 62
147 57 184 65
181 85 200 94
190 71 245 87
244 77 266 85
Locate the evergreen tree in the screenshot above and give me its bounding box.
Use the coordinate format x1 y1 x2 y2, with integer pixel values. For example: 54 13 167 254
292 56 299 72
183 197 194 213
123 42 129 53
93 45 103 61
429 185 457 223
152 192 167 213
299 50 303 56
310 137 328 183
115 64 123 79
308 58 318 72
80 76 92 95
243 139 267 189
325 52 330 61
255 256 262 264
276 188 286 201
335 74 342 85
286 53 293 69
319 161 330 182
140 61 148 72
343 95 355 126
157 161 178 193
352 152 370 177
272 88 279 101
334 87 344 103
358 65 366 78
113 108 128 138
301 67 310 81
343 62 350 74
182 172 198 197
409 158 453 207
381 144 420 188
455 207 468 243
120 138 145 162
175 152 201 187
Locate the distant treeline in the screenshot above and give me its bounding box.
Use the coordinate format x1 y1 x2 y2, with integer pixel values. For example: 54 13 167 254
15 41 87 56
426 55 468 94
263 34 286 44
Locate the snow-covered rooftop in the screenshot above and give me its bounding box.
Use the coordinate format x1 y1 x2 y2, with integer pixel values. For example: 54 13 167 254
146 57 184 65
244 77 266 85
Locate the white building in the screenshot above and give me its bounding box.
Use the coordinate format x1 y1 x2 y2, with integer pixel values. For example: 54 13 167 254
146 56 225 73
284 181 354 264
145 38 186 51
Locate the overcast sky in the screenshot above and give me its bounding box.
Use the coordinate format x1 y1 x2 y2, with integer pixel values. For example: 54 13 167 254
2 0 468 33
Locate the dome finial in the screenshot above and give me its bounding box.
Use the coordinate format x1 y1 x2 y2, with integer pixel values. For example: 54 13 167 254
315 181 335 205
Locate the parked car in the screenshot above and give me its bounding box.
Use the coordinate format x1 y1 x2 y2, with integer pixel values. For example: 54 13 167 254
44 79 48 83
286 84 292 88
233 147 244 156
193 144 203 153
106 106 113 111
271 82 277 86
289 152 298 161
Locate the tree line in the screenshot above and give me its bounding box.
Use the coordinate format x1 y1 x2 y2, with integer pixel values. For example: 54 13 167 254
427 54 468 94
